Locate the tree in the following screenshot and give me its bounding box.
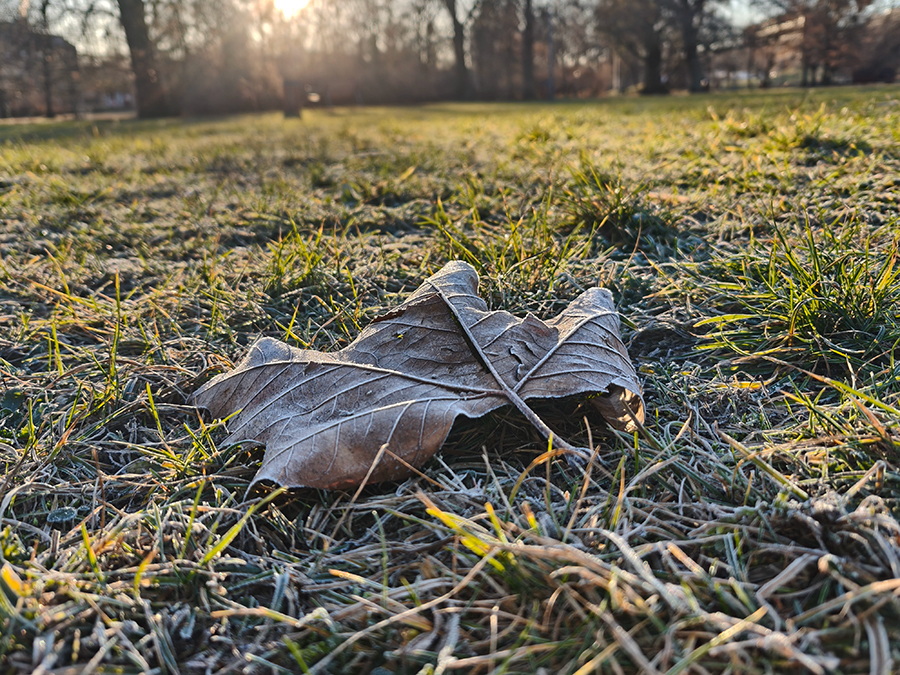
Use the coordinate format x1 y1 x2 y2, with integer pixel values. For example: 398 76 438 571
522 0 535 98
27 0 176 117
665 0 709 91
439 0 475 98
853 7 900 82
757 0 873 85
115 0 172 117
38 0 54 116
410 0 440 71
653 0 731 92
472 0 519 98
596 0 668 93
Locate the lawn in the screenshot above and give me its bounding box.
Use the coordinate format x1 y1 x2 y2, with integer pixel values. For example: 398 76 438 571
1 86 899 674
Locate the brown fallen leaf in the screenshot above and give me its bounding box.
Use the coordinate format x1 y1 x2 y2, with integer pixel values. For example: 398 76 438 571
192 261 644 490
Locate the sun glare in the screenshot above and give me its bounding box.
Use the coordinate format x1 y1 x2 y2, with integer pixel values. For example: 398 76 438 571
273 0 310 17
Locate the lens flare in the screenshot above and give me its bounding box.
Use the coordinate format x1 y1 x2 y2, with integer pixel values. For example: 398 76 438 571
273 0 309 17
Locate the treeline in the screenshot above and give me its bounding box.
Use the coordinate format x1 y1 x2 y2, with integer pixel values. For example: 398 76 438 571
2 0 899 118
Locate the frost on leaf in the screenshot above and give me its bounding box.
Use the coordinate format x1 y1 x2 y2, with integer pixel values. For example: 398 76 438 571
192 261 644 490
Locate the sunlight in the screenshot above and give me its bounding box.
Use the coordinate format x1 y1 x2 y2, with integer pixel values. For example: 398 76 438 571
273 0 310 17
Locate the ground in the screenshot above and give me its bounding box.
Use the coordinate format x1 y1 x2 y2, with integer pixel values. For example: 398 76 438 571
0 87 899 674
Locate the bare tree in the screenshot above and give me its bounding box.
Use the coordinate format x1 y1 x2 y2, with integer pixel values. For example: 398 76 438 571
472 0 518 98
116 0 172 116
756 0 873 85
853 6 900 82
37 0 54 116
596 0 668 93
410 0 440 70
663 0 712 91
522 0 535 98
439 0 480 98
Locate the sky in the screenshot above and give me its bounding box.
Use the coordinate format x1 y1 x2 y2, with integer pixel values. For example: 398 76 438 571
724 0 765 28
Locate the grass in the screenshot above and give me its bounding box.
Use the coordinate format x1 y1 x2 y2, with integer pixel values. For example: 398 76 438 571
0 85 899 674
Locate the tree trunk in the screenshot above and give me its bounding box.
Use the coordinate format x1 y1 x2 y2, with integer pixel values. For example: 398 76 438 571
642 31 667 94
522 0 535 99
679 0 705 92
117 0 172 117
683 29 704 91
40 2 54 118
545 8 554 100
505 29 516 98
42 49 54 118
69 56 80 118
746 45 754 89
452 16 468 98
761 53 774 88
442 0 469 99
283 79 302 118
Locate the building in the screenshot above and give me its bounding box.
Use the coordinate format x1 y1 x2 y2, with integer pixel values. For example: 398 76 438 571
748 14 806 87
0 19 79 117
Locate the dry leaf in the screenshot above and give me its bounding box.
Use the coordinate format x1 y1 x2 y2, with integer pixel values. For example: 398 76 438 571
192 261 644 489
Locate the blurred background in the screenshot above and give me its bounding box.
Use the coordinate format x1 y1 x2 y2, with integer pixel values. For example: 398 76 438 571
0 0 898 119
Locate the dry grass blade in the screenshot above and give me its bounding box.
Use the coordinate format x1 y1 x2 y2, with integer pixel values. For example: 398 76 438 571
863 616 892 675
600 611 663 675
306 550 499 674
664 608 768 675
